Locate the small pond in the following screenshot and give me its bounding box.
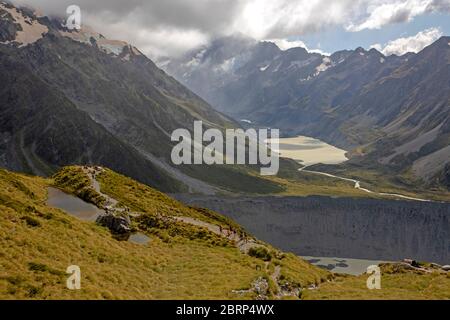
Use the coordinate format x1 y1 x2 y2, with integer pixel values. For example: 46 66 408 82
47 187 104 222
48 187 150 245
303 256 388 275
128 233 151 245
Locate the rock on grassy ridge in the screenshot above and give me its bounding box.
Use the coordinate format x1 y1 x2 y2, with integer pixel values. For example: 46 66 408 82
0 166 328 300
0 166 449 300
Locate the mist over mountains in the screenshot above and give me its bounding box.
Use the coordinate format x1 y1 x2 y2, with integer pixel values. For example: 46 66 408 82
0 1 283 194
164 34 450 189
1 0 449 193
1 0 450 304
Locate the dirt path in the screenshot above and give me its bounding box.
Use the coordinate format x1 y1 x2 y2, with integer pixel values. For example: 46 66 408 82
82 166 119 209
174 216 261 253
299 166 431 202
269 264 282 299
82 166 297 299
81 166 262 252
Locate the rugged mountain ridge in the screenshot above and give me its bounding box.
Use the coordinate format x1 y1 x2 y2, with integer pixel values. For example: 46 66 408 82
0 2 281 194
1 166 449 300
165 34 450 189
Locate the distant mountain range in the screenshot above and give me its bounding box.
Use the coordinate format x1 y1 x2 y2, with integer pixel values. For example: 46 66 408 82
0 2 282 194
165 34 450 190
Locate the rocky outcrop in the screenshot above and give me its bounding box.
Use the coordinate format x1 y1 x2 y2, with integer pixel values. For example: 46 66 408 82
1 2 283 195
96 211 131 235
166 35 450 190
0 13 19 43
232 277 270 300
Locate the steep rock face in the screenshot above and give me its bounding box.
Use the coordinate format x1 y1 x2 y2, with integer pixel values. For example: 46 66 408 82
165 36 404 138
176 195 450 265
0 3 282 194
351 38 450 183
0 52 183 192
1 6 234 163
166 35 450 188
165 35 328 118
0 3 19 43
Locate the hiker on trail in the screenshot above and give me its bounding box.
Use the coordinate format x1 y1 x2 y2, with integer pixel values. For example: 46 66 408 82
219 225 223 234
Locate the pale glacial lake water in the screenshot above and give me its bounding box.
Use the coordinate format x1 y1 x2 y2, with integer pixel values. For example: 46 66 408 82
270 136 348 166
302 256 388 275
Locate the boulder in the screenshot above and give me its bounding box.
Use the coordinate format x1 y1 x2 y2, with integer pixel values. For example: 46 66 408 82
96 212 131 235
442 265 450 272
403 259 420 268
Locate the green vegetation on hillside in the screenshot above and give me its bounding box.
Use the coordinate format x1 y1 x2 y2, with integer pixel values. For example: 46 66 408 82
1 166 448 300
304 264 450 300
274 158 450 202
0 167 327 300
53 167 106 207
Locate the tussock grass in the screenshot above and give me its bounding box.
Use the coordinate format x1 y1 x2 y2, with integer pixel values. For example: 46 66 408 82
1 167 448 300
53 167 105 207
0 167 325 300
303 268 450 300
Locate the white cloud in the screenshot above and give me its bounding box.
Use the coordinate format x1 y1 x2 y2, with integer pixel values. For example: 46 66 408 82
84 16 209 59
267 38 330 55
236 0 450 38
11 0 450 58
371 27 443 55
347 0 450 32
347 0 430 32
235 0 360 40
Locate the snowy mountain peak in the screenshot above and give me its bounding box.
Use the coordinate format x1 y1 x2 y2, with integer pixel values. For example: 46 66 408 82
59 25 143 60
0 2 144 61
0 1 48 47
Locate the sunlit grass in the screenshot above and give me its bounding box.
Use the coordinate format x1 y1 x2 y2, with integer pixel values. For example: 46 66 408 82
1 167 448 300
303 270 450 300
0 167 327 300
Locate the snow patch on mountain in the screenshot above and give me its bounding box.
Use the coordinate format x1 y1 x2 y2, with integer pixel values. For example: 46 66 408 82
218 57 236 73
122 53 131 61
186 49 206 68
60 26 143 60
314 57 332 75
0 3 48 47
59 26 99 45
289 56 318 70
271 61 282 73
99 40 129 55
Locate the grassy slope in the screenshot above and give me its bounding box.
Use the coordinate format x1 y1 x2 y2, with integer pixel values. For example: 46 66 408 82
304 264 450 300
0 167 327 300
271 159 379 198
275 158 450 201
1 166 448 300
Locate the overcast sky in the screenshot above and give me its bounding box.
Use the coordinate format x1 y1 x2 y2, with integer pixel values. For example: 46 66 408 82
12 0 450 59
